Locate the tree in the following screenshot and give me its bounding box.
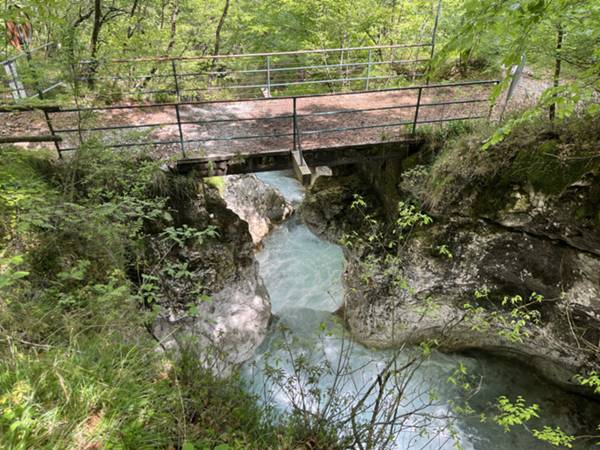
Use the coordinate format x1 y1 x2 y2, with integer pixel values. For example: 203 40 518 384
435 0 600 121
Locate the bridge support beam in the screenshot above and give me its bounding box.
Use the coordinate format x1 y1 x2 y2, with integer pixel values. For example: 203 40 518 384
174 139 423 178
291 150 312 186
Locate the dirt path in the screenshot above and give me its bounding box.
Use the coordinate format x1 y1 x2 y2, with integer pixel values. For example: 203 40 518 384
1 83 493 158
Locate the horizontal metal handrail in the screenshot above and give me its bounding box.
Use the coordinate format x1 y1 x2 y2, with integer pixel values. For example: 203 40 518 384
0 134 61 144
417 115 488 125
53 113 295 133
101 72 425 98
3 79 498 113
59 139 183 152
300 98 489 117
80 43 432 64
52 113 490 153
185 131 295 143
1 43 54 65
3 79 496 163
85 58 429 81
300 120 414 135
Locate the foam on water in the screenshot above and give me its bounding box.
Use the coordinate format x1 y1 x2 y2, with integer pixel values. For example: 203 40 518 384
256 216 343 314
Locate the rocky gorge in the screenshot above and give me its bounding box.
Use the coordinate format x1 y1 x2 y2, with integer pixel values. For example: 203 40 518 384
150 147 599 446
150 177 277 373
302 118 600 393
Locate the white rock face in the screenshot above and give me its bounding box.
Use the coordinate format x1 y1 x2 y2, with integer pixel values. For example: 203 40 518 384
154 261 271 375
223 175 293 245
150 186 273 375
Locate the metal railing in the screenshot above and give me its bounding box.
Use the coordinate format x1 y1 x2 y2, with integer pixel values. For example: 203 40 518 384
79 43 433 101
0 79 498 163
1 43 65 103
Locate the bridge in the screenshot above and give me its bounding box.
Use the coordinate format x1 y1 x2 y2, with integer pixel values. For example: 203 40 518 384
0 44 498 183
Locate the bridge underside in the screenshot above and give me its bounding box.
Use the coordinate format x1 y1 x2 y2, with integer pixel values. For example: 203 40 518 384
173 139 422 182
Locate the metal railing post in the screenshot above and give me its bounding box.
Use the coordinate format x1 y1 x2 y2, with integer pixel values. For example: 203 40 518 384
174 104 186 158
266 55 271 97
426 0 443 85
365 49 372 90
293 96 304 165
293 97 297 152
43 110 62 159
490 79 501 121
171 59 181 100
172 60 187 158
412 86 423 135
4 61 26 100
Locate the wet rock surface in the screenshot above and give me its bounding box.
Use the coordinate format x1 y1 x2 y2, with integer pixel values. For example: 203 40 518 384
223 174 293 245
150 182 271 374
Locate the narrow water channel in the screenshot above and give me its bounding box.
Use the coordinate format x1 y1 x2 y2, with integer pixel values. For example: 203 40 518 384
242 171 598 450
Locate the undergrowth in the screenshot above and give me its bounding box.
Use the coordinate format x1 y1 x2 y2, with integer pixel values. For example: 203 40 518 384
422 111 600 217
0 145 335 449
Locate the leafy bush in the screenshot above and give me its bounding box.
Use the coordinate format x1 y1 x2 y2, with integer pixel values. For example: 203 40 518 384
0 146 282 449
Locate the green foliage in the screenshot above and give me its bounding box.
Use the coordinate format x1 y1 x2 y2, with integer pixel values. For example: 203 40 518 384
0 146 288 449
257 323 455 450
463 291 543 343
576 371 600 395
436 244 453 259
494 396 540 432
161 224 219 249
424 113 600 215
436 0 600 100
0 256 29 290
531 426 576 448
395 201 433 232
206 176 226 195
485 395 582 447
447 363 474 392
341 194 434 291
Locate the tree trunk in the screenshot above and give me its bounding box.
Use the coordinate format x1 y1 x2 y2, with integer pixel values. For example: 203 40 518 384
166 0 179 54
138 0 178 91
126 0 141 39
549 23 564 122
88 0 102 88
210 0 230 72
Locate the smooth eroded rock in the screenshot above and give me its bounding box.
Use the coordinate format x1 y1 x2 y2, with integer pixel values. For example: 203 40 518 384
223 174 293 245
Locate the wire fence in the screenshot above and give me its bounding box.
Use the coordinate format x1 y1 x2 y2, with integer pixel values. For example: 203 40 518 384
78 43 434 102
1 42 434 106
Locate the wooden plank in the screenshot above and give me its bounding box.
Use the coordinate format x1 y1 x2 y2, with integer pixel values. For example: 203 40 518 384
0 135 62 144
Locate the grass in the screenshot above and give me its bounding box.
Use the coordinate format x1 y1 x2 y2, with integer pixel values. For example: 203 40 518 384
0 145 349 449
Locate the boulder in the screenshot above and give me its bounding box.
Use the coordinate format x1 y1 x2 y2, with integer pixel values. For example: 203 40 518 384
150 181 272 374
223 174 293 245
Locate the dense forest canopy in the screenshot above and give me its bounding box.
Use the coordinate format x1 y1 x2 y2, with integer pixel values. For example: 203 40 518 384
2 0 442 58
1 0 598 116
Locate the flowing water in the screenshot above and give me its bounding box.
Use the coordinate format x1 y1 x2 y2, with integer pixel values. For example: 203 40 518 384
242 171 598 449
